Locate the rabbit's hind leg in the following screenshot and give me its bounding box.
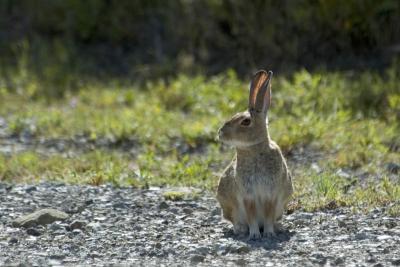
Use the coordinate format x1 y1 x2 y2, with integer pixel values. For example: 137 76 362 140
263 198 277 238
232 202 248 236
219 198 247 236
244 197 261 240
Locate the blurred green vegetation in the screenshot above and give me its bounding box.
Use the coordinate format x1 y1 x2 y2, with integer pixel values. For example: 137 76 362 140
1 0 400 97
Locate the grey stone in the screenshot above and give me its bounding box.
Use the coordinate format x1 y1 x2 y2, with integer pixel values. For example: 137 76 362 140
354 232 369 240
392 259 400 266
8 237 18 244
48 222 67 231
190 254 205 263
182 208 193 214
336 169 351 178
211 207 221 216
72 229 83 235
334 257 345 265
27 228 42 236
376 235 392 241
235 245 251 254
294 212 313 220
337 218 347 228
69 220 85 230
12 208 69 228
87 222 101 230
387 163 400 174
195 246 210 255
159 201 169 209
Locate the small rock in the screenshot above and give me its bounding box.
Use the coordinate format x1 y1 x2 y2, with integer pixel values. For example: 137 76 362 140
337 219 346 228
377 235 392 241
113 202 127 209
8 237 18 244
183 208 193 214
294 212 313 220
12 208 69 228
69 220 85 230
311 253 328 265
311 163 321 173
49 254 66 260
354 232 369 240
49 222 65 231
334 257 345 265
132 225 142 231
235 245 251 254
90 252 101 258
27 228 42 236
72 229 82 235
159 201 169 209
336 169 350 178
195 246 209 255
25 186 37 193
85 199 94 205
211 207 221 216
392 259 400 266
387 162 400 174
235 259 247 266
366 256 376 263
190 254 205 263
87 222 102 230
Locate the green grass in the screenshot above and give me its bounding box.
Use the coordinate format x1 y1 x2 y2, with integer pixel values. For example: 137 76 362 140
0 66 399 214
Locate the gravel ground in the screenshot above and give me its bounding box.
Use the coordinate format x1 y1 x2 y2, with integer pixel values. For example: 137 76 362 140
0 182 399 266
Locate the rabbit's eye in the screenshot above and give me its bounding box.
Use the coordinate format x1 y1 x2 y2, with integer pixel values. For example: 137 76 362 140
240 118 251 126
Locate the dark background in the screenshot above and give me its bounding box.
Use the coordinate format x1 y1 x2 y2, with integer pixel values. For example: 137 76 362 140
1 0 400 88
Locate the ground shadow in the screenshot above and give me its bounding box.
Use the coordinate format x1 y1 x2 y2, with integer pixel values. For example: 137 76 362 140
222 227 296 250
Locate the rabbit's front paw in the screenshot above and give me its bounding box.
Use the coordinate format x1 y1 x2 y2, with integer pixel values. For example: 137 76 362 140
262 230 276 238
247 224 261 240
263 222 276 238
233 223 247 236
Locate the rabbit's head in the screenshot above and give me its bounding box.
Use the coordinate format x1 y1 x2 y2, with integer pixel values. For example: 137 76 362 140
218 70 272 148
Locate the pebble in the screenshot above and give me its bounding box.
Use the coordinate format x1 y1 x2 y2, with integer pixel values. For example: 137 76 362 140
159 201 169 209
26 228 42 236
12 208 69 227
386 162 400 174
8 237 18 244
355 232 369 240
392 259 400 266
377 235 392 241
190 254 205 263
69 220 85 230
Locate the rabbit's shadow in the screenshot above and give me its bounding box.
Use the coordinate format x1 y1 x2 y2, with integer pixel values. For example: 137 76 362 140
222 227 295 250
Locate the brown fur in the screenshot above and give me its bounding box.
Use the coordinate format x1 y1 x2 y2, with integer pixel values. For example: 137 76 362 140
243 198 256 224
264 198 276 221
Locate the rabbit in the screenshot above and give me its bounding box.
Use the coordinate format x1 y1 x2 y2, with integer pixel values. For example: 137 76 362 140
216 70 293 240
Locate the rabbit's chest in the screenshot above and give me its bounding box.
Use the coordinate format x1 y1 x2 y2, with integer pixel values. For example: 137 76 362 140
235 164 276 193
238 174 273 194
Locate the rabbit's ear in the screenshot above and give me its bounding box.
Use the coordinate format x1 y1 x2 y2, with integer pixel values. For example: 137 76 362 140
249 70 273 116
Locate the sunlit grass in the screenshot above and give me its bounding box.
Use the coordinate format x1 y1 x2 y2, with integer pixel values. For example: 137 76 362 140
292 171 400 214
0 67 399 213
